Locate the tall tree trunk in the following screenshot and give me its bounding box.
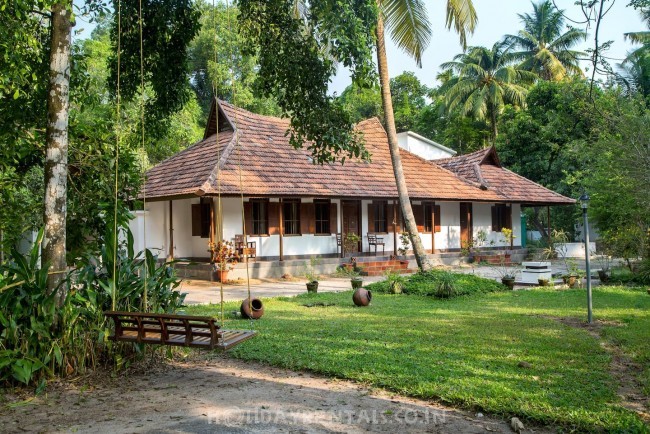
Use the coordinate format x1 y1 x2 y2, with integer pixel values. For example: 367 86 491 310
375 15 431 271
490 107 498 143
43 2 72 304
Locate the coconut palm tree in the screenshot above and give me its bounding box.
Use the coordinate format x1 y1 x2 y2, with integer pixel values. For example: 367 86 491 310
440 42 535 140
376 0 477 270
505 0 585 81
617 50 650 98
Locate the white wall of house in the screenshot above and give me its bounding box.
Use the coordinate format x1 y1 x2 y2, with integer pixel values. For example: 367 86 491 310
396 131 457 161
131 197 524 259
472 203 522 247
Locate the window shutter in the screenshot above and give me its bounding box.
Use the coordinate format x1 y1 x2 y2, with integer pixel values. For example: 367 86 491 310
268 202 280 235
329 202 338 234
300 202 314 234
367 202 375 233
434 205 441 233
491 205 498 232
412 204 424 232
191 204 202 237
201 203 211 238
244 202 253 236
386 204 394 233
505 205 512 230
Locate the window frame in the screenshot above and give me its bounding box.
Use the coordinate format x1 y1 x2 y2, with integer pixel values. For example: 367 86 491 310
314 199 331 235
373 200 388 233
283 199 301 235
250 199 269 236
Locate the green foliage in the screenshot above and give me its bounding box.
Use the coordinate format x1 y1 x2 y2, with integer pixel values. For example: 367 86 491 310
367 269 504 298
440 41 535 140
238 0 377 164
505 0 586 81
188 2 281 120
109 0 201 123
0 224 185 388
187 286 650 430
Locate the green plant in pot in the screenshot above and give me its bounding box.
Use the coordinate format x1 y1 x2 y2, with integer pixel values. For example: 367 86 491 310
303 256 321 293
489 254 519 289
336 264 363 289
595 253 612 283
385 270 406 294
397 231 411 258
209 240 239 283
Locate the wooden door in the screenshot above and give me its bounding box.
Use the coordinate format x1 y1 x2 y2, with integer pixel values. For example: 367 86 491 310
459 202 473 249
341 200 361 253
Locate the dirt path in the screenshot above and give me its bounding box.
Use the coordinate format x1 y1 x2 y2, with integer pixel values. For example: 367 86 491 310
0 356 543 433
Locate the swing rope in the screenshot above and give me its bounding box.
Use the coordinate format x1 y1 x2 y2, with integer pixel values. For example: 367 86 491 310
225 0 253 328
138 0 147 311
111 0 122 312
211 0 226 328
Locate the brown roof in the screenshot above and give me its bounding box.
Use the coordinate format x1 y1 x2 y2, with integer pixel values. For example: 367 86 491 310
144 101 574 205
436 147 575 205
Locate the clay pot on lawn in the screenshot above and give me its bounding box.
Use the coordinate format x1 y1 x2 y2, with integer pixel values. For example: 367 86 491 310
240 297 264 319
213 269 229 283
352 288 372 307
351 278 363 290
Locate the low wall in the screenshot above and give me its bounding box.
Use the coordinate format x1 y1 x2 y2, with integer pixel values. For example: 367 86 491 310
556 242 596 258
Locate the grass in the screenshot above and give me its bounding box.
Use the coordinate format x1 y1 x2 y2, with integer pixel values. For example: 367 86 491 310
367 269 505 297
186 284 650 432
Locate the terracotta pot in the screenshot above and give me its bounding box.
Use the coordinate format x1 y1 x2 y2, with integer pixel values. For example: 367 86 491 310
240 297 264 319
353 288 372 306
306 281 319 293
351 278 363 289
568 275 578 288
213 269 229 283
501 277 515 290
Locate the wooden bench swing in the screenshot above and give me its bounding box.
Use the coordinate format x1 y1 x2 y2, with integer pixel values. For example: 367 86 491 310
105 311 257 351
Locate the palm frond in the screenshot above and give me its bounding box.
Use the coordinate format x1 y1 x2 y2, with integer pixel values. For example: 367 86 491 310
445 0 478 50
382 0 432 67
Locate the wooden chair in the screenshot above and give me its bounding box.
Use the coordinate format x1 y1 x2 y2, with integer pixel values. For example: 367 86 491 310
367 233 385 256
105 311 256 351
234 234 257 262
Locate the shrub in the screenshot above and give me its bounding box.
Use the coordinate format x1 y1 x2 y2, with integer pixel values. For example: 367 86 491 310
367 270 504 298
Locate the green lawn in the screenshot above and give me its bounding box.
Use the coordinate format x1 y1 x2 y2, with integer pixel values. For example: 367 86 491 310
186 285 650 432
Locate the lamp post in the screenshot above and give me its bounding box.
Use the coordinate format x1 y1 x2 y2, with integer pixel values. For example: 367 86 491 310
579 192 593 323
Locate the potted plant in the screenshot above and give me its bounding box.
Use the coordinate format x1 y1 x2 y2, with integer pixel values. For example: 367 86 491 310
337 264 363 289
303 257 321 293
208 240 239 283
385 270 406 294
595 253 612 283
490 254 519 289
537 278 550 287
343 233 360 257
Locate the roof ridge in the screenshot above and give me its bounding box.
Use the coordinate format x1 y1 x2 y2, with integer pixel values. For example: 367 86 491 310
197 131 240 195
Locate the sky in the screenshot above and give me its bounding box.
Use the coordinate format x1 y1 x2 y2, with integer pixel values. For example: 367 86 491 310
330 0 646 94
73 0 646 95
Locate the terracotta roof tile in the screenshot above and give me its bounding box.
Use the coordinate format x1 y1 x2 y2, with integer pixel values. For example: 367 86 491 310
144 101 573 205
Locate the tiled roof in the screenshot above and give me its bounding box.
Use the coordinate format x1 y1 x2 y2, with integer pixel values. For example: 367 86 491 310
144 101 574 205
436 147 575 205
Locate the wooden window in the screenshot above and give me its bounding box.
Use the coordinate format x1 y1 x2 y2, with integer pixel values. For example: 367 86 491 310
491 204 511 232
251 199 268 236
314 200 331 234
191 201 211 238
423 203 442 233
283 199 301 235
373 201 388 233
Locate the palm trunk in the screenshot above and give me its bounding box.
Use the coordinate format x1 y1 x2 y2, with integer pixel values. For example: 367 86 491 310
375 15 431 271
43 2 72 304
